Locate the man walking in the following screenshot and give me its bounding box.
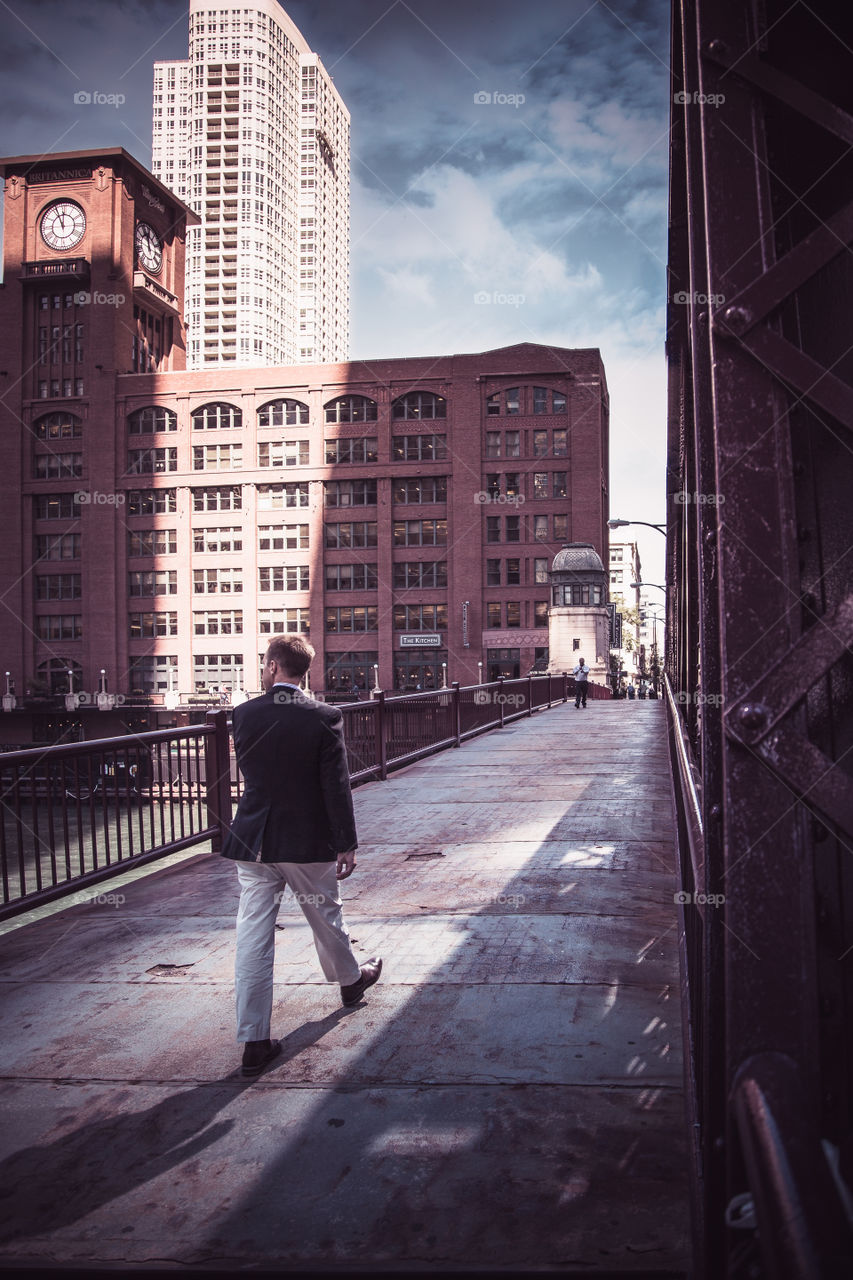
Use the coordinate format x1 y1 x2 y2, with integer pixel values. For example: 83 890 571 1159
222 635 381 1077
573 656 590 708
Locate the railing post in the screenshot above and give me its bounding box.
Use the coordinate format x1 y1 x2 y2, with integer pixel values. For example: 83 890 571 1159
528 672 534 716
498 676 505 728
376 690 387 781
562 671 568 703
204 709 232 852
452 681 461 746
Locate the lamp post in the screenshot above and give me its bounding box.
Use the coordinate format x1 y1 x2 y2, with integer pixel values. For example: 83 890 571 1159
372 663 380 698
477 660 483 686
441 661 447 689
608 518 667 536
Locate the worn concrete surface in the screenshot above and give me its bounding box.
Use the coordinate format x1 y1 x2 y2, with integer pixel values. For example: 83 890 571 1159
0 701 690 1273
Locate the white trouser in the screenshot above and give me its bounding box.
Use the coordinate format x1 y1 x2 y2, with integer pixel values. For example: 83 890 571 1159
234 859 362 1042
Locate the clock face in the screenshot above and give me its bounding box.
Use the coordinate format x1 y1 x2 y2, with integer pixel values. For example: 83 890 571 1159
40 200 86 251
135 222 163 274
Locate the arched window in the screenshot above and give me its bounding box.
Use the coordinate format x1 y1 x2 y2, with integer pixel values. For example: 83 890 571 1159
392 392 447 420
37 658 83 695
533 387 567 415
486 388 520 416
33 412 82 441
128 406 178 434
192 402 242 430
324 395 377 424
258 398 310 427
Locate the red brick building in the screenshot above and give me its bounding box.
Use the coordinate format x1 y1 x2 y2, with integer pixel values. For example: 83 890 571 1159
0 148 609 738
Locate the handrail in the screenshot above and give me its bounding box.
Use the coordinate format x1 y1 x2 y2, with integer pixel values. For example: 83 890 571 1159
732 1053 853 1278
663 672 704 895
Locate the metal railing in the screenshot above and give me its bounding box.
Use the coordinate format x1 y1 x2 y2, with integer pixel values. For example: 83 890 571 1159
0 675 607 920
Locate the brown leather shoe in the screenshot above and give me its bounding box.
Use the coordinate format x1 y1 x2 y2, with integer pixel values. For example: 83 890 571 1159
241 1038 282 1077
341 957 383 1007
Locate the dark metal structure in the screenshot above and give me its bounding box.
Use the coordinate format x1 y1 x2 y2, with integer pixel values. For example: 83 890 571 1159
667 1 853 1275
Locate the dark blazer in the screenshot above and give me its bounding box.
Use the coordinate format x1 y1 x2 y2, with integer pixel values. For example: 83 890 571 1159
221 686 357 864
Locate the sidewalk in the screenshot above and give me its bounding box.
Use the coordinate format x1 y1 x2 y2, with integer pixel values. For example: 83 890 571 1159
0 701 690 1273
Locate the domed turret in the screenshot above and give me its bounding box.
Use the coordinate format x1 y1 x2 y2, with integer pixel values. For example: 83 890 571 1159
547 543 610 679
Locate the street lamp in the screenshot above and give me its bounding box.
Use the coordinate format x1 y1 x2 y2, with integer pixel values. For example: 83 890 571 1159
609 518 667 536
631 581 666 593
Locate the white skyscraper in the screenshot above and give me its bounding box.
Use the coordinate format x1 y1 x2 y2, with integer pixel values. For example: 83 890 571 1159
152 0 350 368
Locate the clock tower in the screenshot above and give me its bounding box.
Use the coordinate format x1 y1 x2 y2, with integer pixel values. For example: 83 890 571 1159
0 148 198 707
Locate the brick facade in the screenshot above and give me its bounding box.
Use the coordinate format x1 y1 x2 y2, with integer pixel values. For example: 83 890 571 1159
0 149 609 725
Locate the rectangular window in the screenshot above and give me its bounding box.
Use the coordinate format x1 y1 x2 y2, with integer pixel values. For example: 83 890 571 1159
325 606 378 633
505 391 520 416
256 483 308 510
325 564 378 590
391 435 447 461
486 516 501 543
33 493 81 520
129 611 178 638
128 530 177 556
324 480 377 507
194 526 243 553
193 654 243 694
392 561 448 589
553 472 567 499
533 387 548 415
392 477 447 504
35 614 82 640
505 516 520 542
324 521 377 549
127 489 177 515
553 514 568 540
193 567 243 594
35 574 81 600
553 428 568 456
193 609 243 635
127 447 178 474
35 532 81 561
485 431 501 459
392 604 448 630
32 453 82 479
506 602 521 628
128 655 177 695
533 473 548 499
392 519 446 546
534 558 549 584
259 523 309 551
533 515 548 541
128 570 178 596
193 443 242 470
506 558 521 585
533 430 548 456
258 440 309 467
258 607 310 634
505 430 520 456
487 602 502 628
325 438 378 463
258 566 310 592
486 559 501 586
534 601 548 626
192 486 242 511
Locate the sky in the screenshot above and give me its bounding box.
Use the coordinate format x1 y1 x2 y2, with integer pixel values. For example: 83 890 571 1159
0 0 670 586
